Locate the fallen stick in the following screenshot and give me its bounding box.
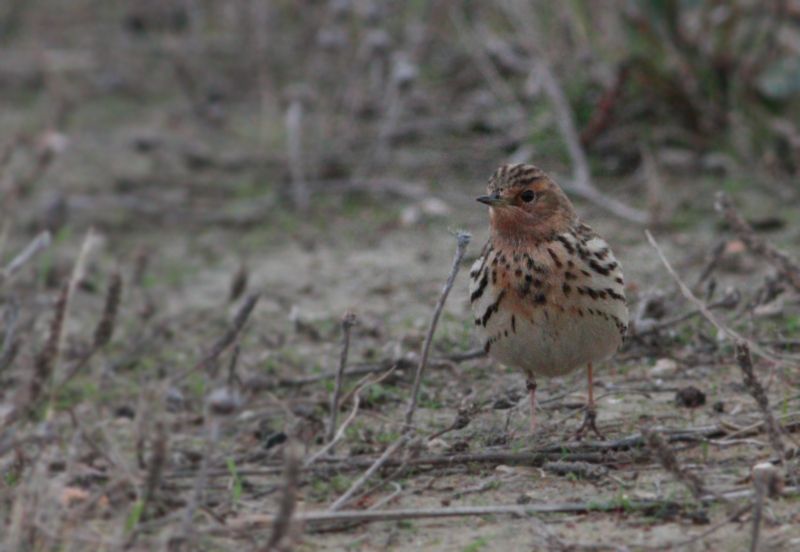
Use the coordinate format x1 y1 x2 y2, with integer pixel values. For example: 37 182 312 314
275 350 481 388
224 500 672 532
735 343 786 460
328 435 410 512
168 448 644 480
166 425 727 479
216 485 800 533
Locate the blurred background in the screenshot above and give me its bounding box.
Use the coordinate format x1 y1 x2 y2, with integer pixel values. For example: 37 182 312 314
2 2 800 549
2 0 799 236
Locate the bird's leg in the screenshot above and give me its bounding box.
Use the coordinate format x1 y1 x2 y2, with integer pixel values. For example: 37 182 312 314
526 377 538 433
576 362 604 440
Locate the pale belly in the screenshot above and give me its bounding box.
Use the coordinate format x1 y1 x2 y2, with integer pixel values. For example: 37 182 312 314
476 303 622 377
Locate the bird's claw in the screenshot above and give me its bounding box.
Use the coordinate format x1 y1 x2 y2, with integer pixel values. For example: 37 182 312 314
575 405 604 440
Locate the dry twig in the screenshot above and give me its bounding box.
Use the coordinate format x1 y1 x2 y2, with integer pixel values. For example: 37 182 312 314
326 312 357 447
176 293 260 382
220 484 800 534
309 364 398 468
0 301 20 374
735 343 786 459
645 230 789 363
532 61 648 224
716 192 800 292
404 231 470 429
93 271 122 349
264 443 301 551
143 421 167 516
328 435 411 512
642 427 707 501
0 230 51 285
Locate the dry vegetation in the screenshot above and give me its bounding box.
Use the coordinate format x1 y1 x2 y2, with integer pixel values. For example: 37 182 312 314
1 1 800 550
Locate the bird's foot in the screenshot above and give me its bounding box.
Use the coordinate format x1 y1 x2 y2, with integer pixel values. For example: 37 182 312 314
575 405 604 441
526 378 538 434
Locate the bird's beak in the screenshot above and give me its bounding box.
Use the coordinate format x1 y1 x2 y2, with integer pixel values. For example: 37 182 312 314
476 193 506 207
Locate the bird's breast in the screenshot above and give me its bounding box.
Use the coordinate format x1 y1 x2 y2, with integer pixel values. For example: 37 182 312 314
469 229 628 377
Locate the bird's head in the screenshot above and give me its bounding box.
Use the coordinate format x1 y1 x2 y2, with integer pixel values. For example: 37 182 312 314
477 163 577 242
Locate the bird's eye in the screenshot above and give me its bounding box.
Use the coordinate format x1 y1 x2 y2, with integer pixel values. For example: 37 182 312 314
520 190 536 203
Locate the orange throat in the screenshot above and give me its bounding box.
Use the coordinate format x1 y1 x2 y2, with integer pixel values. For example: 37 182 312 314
489 206 573 245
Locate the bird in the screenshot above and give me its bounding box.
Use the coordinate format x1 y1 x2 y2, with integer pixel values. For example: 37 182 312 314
469 163 628 438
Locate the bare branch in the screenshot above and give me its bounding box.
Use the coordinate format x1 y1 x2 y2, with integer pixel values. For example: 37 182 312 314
326 312 357 448
175 293 260 382
404 231 470 429
264 443 301 551
533 62 649 224
645 230 791 364
735 343 786 460
328 434 410 512
642 427 707 501
0 230 51 284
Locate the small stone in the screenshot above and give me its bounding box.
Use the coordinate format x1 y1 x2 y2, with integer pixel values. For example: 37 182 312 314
427 438 449 455
207 387 242 416
675 386 706 408
650 358 678 377
753 462 784 498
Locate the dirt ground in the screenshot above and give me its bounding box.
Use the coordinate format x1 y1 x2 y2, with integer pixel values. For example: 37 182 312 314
2 2 800 551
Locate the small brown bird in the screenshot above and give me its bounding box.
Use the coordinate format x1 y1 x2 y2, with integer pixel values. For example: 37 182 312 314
469 164 628 437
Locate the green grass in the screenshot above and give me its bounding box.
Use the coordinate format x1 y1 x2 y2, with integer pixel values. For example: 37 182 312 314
226 458 243 506
462 537 489 552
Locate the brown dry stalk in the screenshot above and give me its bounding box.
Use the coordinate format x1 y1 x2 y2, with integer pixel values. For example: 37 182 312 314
93 271 122 349
178 292 260 381
326 311 357 447
29 283 69 407
263 443 301 552
143 421 167 515
178 418 221 547
735 343 786 459
404 231 470 429
309 364 397 469
328 434 411 512
229 263 248 302
642 427 706 501
715 192 800 292
0 301 20 374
